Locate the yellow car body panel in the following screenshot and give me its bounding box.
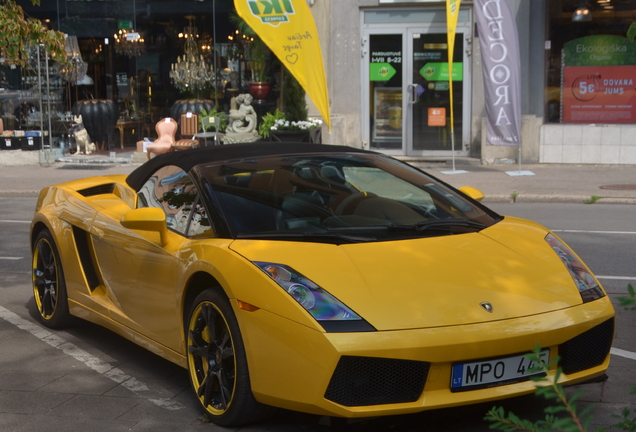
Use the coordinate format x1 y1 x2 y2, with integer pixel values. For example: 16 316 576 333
30 168 615 420
229 217 587 331
238 296 613 417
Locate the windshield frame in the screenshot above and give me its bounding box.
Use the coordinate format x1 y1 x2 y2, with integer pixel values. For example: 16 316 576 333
195 152 502 243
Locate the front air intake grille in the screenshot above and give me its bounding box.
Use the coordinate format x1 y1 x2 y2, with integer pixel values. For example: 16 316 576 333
559 318 614 375
324 356 429 407
72 226 101 291
77 183 115 197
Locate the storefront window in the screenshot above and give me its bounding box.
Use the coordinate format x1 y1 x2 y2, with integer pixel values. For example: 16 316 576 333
5 1 279 152
547 2 636 124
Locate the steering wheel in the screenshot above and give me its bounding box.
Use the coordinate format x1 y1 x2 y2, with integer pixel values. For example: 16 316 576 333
335 192 376 215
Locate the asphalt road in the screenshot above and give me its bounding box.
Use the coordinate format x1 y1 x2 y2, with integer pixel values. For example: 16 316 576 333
1 198 635 432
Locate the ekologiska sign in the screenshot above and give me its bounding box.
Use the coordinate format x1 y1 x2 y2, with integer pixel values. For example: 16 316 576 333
562 35 636 124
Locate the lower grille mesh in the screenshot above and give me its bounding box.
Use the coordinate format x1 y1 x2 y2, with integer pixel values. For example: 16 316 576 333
324 356 429 407
559 318 614 375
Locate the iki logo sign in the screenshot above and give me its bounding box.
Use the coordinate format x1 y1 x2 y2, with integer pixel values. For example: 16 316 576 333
248 0 295 25
448 0 459 14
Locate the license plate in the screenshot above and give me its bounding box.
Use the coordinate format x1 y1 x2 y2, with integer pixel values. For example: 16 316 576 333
450 349 549 392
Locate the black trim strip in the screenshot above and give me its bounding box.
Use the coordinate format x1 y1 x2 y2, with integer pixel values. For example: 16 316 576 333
77 183 115 197
72 226 101 291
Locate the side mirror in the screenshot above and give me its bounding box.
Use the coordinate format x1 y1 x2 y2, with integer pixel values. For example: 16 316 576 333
458 186 485 202
121 207 168 246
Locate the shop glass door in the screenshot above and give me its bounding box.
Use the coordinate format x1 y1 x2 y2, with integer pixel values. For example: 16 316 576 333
367 33 404 151
363 14 471 156
408 30 464 152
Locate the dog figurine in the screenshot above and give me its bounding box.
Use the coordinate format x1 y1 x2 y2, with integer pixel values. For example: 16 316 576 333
71 115 96 155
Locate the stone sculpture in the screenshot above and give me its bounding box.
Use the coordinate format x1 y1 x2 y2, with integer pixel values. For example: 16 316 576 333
223 93 260 144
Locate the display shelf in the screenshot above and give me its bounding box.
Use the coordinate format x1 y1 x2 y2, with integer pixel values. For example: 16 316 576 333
0 44 67 152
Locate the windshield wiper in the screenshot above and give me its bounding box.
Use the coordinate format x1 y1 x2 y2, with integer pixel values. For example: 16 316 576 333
235 232 377 244
387 219 487 232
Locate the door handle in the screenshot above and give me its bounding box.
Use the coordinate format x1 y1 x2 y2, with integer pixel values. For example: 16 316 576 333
407 84 419 104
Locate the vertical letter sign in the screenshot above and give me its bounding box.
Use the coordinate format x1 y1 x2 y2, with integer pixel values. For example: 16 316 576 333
235 0 331 130
474 0 522 146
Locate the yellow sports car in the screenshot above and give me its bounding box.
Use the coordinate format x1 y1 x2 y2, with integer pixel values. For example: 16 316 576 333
31 143 614 426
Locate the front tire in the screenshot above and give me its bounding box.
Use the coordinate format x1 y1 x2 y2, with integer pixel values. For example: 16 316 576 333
186 289 270 426
32 229 73 328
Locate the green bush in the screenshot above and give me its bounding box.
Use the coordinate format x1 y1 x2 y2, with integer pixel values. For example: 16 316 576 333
485 284 636 432
283 69 307 123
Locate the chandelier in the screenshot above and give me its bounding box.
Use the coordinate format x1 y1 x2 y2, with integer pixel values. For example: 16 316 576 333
170 18 214 92
114 29 146 57
60 35 88 84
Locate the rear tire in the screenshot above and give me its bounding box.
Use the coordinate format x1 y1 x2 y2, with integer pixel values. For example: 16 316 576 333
186 288 271 426
32 229 74 328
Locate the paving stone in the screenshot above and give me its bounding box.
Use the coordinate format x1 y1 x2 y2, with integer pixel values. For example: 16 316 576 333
0 390 73 415
50 394 141 420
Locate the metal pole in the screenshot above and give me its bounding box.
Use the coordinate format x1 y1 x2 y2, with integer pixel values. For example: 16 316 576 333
44 46 53 149
451 131 456 171
213 0 218 108
449 50 455 171
36 46 44 149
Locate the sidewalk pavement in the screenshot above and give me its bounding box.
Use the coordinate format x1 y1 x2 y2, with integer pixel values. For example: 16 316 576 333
0 150 635 204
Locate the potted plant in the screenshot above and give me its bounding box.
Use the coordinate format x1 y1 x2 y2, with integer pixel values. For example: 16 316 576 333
199 107 227 133
230 12 271 101
258 109 322 143
247 37 270 101
260 70 322 143
258 109 285 139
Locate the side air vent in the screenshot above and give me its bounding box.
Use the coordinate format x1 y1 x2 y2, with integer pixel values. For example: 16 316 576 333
72 226 101 291
77 183 116 197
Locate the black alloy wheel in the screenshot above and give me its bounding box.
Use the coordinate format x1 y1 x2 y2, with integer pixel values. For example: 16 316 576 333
32 229 73 328
186 289 271 426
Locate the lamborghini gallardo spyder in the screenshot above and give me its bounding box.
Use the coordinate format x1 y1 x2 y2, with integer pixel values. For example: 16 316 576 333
30 143 614 426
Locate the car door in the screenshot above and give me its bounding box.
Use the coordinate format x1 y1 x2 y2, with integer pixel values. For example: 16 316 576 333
90 165 205 352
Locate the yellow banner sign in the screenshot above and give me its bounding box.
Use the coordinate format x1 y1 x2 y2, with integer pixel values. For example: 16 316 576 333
446 0 461 62
235 0 331 130
446 0 461 128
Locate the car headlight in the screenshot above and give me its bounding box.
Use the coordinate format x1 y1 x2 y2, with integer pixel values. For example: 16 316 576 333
545 234 604 302
253 262 374 332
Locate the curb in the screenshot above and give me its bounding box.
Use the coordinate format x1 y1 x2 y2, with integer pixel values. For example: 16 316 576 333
483 194 636 204
0 191 40 198
4 191 636 204
55 157 133 165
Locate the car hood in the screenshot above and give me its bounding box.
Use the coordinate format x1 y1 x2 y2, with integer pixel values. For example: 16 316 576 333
229 217 586 331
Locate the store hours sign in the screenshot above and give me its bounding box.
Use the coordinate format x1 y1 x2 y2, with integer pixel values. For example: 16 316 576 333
370 52 401 82
562 35 636 123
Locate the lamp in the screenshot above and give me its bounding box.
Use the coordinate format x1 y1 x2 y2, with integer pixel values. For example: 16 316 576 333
572 5 592 22
60 35 88 84
114 29 146 57
170 16 214 92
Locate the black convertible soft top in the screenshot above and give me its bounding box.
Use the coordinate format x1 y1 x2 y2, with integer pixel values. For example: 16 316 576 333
125 142 378 192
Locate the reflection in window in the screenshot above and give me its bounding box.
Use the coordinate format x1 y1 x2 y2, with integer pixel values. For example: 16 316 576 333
187 198 213 238
137 165 213 238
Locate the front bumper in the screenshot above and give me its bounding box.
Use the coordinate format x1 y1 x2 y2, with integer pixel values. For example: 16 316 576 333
235 296 614 418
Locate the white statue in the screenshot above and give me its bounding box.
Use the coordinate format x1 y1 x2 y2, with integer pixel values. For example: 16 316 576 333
223 93 260 144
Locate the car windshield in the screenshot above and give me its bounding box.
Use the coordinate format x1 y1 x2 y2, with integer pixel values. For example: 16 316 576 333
197 153 501 243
